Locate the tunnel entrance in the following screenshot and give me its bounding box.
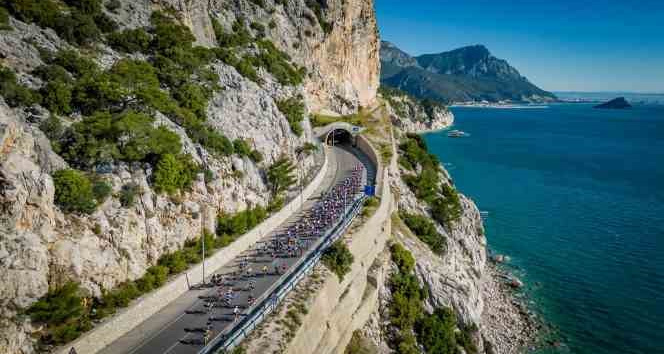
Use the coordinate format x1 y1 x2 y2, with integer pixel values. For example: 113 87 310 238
325 129 354 146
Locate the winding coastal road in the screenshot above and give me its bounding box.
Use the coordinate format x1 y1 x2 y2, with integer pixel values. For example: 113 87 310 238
98 142 375 354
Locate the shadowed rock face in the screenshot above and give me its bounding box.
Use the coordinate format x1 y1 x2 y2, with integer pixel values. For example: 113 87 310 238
0 0 379 352
594 97 632 109
380 41 557 103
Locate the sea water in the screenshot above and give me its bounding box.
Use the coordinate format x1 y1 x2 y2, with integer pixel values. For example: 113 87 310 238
423 103 664 354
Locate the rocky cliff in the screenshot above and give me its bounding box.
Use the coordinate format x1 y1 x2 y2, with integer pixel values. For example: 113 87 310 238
0 0 379 352
205 0 380 113
351 99 489 353
380 87 454 132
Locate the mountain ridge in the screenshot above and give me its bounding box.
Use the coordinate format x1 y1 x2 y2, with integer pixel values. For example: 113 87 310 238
380 40 557 103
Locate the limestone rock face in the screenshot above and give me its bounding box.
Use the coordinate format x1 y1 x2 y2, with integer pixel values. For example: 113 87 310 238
385 93 454 133
207 0 380 114
395 176 486 326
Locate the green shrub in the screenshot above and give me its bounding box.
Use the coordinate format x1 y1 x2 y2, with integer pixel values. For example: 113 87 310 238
135 272 156 293
390 243 415 274
250 21 265 37
33 64 72 84
51 50 98 78
415 307 457 354
248 0 265 7
296 142 318 156
172 83 209 119
268 19 276 29
147 265 169 286
321 240 354 281
101 281 140 309
54 10 102 45
249 149 263 163
39 115 64 142
233 139 255 158
27 282 85 325
119 183 140 207
212 18 252 48
267 195 284 212
50 320 91 344
3 0 61 30
214 233 232 248
396 332 419 354
40 79 73 114
149 11 196 54
105 0 121 12
93 11 117 33
183 120 235 156
455 326 479 354
387 243 426 352
71 73 125 114
64 0 102 15
52 169 97 214
0 7 11 30
27 282 90 345
152 153 199 194
92 179 112 203
276 97 305 136
361 196 379 217
401 212 446 255
254 40 305 86
430 185 462 225
216 205 268 237
267 156 296 196
158 252 188 274
398 134 461 226
212 48 260 82
107 28 151 53
0 66 40 107
305 0 332 34
58 110 182 168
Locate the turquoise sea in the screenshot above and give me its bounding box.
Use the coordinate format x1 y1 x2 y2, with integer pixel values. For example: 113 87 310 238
423 103 664 354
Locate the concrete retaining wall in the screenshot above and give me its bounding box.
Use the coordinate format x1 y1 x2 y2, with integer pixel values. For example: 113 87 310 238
58 149 330 354
356 135 381 192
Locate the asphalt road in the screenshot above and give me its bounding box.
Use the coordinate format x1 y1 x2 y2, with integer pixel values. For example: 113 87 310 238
99 143 375 354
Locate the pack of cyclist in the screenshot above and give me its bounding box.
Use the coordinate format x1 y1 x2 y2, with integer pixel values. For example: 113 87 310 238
187 163 365 346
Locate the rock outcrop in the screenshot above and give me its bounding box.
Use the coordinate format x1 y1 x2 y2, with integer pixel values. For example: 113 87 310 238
0 0 379 352
383 91 454 133
594 97 632 109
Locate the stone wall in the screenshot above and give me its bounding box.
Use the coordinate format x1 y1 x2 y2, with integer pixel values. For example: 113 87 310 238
56 148 330 354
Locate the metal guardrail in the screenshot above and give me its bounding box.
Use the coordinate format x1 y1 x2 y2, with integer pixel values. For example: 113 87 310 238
198 194 368 354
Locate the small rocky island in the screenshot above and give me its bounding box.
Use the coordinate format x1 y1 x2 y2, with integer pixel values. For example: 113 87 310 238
594 97 632 109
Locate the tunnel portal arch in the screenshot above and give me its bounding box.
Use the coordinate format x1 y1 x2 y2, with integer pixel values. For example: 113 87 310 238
314 122 365 147
325 128 354 146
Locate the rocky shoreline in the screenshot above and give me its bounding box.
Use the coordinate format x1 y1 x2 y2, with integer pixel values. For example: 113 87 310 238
481 262 541 354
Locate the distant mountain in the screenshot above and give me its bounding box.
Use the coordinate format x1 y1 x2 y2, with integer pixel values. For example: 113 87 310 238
594 97 632 109
380 41 557 104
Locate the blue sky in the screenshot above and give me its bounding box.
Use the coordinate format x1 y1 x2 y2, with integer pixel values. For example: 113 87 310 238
375 0 664 93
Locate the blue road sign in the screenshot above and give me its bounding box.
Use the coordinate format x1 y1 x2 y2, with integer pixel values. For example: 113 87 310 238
364 185 375 196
